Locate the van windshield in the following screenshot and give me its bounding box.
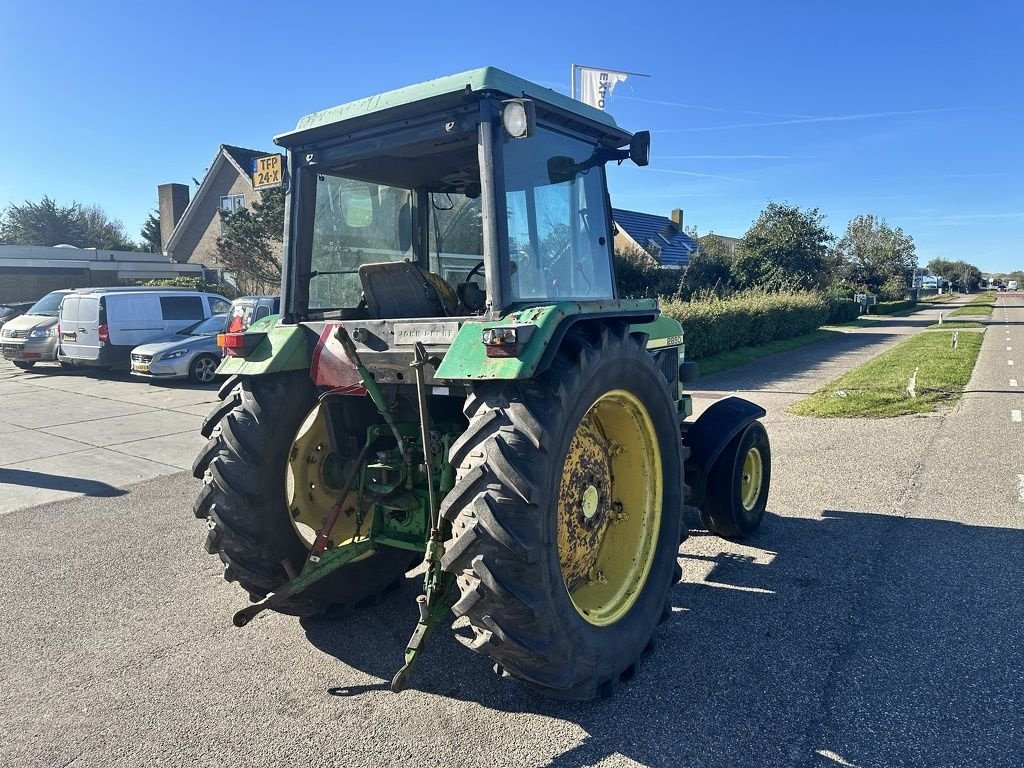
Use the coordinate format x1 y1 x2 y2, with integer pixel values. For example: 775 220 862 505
27 291 67 317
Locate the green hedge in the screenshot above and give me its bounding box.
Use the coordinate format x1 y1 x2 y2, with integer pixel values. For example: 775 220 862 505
660 291 829 360
827 298 861 323
871 299 916 315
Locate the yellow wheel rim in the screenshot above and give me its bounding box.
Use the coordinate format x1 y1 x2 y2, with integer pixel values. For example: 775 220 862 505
740 446 764 512
556 389 663 627
285 403 367 556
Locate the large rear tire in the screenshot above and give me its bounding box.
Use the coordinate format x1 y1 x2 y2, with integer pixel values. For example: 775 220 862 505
441 324 685 699
192 371 419 616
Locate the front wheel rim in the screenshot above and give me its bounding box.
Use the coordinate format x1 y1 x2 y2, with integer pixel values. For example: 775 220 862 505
556 389 663 627
195 357 216 382
740 446 764 511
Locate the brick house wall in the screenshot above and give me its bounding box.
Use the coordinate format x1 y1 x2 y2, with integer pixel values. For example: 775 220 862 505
170 164 260 269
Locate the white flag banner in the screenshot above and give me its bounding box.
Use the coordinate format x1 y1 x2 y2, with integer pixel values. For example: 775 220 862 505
579 67 629 111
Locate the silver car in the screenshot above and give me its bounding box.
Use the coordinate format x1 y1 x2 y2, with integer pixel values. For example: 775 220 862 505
129 314 227 384
1 290 72 370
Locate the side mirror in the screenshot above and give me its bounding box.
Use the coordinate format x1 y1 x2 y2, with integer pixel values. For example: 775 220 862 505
630 131 650 166
547 156 577 185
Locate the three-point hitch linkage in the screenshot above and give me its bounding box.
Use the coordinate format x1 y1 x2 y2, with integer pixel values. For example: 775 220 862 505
232 327 454 691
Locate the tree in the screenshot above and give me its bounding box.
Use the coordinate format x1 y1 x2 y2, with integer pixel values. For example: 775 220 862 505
686 234 736 295
927 258 982 292
0 196 136 250
835 214 917 298
140 210 162 253
613 245 683 298
215 187 285 294
732 202 834 291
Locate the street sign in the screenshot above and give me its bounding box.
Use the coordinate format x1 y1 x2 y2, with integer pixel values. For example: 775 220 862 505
252 154 284 190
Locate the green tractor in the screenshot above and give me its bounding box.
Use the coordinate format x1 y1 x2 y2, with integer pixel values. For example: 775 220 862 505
193 68 771 700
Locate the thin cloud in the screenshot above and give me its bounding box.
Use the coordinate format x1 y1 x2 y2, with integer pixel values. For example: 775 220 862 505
617 94 814 119
659 154 807 160
900 211 1024 226
646 168 751 183
655 107 970 133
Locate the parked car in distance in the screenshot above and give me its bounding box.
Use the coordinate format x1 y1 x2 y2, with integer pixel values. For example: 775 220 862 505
1 290 73 369
226 295 280 333
130 313 228 384
58 287 231 371
0 301 34 330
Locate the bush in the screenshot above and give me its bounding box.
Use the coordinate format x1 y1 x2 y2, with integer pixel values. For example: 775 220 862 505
827 298 861 323
660 290 829 360
614 249 684 298
137 276 240 299
871 299 916 315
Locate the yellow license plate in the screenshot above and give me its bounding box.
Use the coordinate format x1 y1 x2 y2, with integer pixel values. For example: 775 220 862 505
62 333 76 341
132 363 150 373
252 154 283 189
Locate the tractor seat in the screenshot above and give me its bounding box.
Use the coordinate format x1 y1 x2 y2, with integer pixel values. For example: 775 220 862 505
358 261 459 319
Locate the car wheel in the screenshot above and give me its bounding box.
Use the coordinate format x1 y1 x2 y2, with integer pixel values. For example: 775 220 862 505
188 354 219 384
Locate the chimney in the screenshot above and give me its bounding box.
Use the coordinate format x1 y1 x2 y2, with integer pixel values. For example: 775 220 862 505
158 183 190 254
670 208 684 232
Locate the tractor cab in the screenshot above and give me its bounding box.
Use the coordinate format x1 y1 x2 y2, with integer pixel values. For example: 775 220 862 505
274 67 649 325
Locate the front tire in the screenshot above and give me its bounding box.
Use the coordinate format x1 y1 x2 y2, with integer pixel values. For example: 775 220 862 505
441 324 684 699
12 361 34 370
699 421 771 539
192 371 418 616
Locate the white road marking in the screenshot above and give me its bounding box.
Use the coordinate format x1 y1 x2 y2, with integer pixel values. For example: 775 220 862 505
1013 410 1022 423
1011 379 1019 387
1009 347 1014 351
1018 475 1024 503
1011 360 1016 366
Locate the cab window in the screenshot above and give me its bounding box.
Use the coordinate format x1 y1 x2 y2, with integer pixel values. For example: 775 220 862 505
502 128 614 302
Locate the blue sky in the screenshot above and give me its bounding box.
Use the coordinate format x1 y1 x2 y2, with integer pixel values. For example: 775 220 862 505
1 0 1021 272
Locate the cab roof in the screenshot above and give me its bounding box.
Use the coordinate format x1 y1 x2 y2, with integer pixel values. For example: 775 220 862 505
275 67 630 148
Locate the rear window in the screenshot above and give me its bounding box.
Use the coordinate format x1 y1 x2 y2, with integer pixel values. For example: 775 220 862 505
160 296 205 321
208 296 230 314
78 298 99 323
60 296 80 322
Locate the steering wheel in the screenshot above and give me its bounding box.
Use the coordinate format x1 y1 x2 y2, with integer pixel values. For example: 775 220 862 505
467 260 485 283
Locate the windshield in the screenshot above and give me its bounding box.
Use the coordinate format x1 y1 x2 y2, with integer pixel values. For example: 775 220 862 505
503 128 613 301
308 174 412 310
179 314 227 336
27 291 67 317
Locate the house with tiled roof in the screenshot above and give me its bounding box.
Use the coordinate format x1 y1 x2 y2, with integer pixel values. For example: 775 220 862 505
158 144 275 273
612 207 698 269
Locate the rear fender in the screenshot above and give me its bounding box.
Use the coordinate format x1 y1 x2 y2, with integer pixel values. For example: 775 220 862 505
682 397 767 507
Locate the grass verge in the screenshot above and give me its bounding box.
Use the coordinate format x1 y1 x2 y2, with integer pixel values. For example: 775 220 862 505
925 321 983 329
949 291 996 317
788 330 984 418
697 329 843 376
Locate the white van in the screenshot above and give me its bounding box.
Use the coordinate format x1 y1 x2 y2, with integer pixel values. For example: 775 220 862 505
57 288 230 370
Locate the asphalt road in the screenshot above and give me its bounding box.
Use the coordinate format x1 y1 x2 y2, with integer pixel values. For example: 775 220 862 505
1 298 1021 768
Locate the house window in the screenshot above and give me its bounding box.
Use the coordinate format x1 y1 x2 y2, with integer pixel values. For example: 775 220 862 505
219 194 246 233
220 194 245 212
645 239 663 259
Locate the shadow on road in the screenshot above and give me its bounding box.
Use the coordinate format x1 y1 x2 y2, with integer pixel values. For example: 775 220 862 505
0 467 127 497
302 509 1024 768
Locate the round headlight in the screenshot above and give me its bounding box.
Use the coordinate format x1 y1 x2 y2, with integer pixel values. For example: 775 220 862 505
502 103 528 138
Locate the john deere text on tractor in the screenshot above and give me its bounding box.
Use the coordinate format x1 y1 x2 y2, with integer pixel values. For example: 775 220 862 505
192 68 771 700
